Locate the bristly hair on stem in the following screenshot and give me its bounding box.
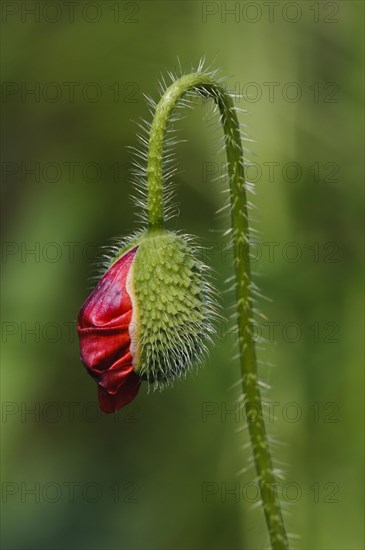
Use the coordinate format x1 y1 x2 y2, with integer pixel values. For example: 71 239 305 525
133 59 290 550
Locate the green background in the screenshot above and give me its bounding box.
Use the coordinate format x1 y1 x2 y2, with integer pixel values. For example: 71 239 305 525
1 1 364 549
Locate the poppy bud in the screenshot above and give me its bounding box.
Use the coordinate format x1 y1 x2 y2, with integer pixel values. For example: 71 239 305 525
78 230 215 413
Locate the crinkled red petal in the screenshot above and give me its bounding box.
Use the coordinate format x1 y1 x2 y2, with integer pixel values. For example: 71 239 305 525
97 369 141 413
77 247 141 412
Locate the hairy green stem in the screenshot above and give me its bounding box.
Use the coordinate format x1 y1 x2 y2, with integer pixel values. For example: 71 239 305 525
146 72 289 550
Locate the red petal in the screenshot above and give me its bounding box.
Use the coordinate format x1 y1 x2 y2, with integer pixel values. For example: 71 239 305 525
77 247 141 412
97 370 141 413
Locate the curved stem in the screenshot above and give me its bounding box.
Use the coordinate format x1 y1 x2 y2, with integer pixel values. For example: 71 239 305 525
146 72 289 550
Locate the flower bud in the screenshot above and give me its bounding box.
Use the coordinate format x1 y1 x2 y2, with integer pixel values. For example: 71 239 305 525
78 230 215 412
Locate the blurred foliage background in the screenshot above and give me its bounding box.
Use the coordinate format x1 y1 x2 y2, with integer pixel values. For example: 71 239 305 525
1 1 364 549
